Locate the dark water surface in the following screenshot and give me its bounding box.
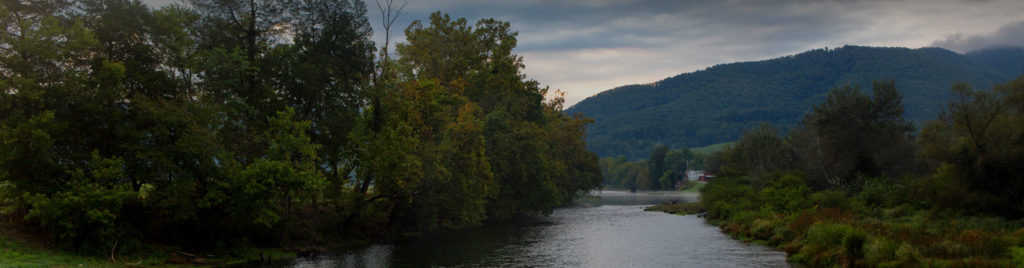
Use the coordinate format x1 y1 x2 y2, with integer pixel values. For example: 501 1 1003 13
284 191 788 267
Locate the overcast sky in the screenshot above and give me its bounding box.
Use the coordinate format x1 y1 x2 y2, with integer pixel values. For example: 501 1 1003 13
144 0 1024 107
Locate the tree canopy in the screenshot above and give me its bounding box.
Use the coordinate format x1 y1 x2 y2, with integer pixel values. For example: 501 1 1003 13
0 1 601 255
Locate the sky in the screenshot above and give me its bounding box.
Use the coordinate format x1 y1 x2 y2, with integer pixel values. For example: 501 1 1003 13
144 0 1024 107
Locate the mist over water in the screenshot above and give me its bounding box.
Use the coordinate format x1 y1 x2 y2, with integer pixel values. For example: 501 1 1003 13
283 191 788 267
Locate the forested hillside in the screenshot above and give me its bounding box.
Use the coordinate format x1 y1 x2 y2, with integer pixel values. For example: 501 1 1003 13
568 46 1024 158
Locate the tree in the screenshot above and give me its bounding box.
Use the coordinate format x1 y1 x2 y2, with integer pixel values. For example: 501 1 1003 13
646 145 669 190
395 12 600 221
718 123 791 188
918 77 1024 216
792 81 916 191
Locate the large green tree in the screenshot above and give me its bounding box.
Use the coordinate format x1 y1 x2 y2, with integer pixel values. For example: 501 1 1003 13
918 77 1024 216
791 81 916 191
395 12 600 220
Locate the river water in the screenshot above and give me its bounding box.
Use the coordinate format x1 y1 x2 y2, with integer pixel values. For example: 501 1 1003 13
283 191 788 267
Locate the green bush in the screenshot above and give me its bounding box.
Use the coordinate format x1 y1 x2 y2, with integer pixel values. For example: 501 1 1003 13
1010 246 1024 267
760 173 811 213
866 237 901 265
909 164 971 212
802 222 869 266
702 177 760 219
23 153 135 253
895 243 921 265
806 222 854 248
810 190 848 209
857 177 907 209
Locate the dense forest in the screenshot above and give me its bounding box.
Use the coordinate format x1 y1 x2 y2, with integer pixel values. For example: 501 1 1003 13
0 0 601 257
568 45 1024 159
698 77 1024 266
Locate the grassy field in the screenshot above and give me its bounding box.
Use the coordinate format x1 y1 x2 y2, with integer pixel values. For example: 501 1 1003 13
691 142 734 155
681 183 705 193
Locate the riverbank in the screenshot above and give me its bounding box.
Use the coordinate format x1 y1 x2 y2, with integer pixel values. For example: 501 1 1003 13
700 176 1024 267
641 177 1024 266
0 228 297 267
644 202 704 215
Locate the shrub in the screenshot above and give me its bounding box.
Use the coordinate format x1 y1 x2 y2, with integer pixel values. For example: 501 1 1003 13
895 243 921 266
857 176 907 209
701 177 759 219
866 237 901 265
760 173 811 213
23 153 136 253
802 222 869 266
1010 246 1024 267
810 190 848 209
806 222 854 248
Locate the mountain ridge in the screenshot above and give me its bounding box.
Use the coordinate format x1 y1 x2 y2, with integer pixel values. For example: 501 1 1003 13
567 45 1024 159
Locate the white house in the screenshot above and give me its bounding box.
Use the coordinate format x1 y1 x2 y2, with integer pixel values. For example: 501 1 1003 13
686 170 704 181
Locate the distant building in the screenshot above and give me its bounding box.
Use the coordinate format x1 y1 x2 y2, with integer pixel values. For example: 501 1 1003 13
699 172 715 183
686 170 704 181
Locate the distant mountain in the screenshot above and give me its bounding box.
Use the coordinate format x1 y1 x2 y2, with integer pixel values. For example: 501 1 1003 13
966 46 1024 78
567 45 1024 159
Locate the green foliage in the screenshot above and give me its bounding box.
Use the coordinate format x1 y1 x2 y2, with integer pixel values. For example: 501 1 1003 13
718 123 791 187
691 142 734 155
390 12 601 224
1011 246 1024 267
799 222 868 266
809 190 849 209
0 234 128 267
0 0 601 258
646 145 669 189
600 146 704 190
694 75 1024 267
916 77 1024 216
701 177 759 219
644 202 704 215
791 81 917 191
23 152 135 253
569 46 1019 159
760 174 811 213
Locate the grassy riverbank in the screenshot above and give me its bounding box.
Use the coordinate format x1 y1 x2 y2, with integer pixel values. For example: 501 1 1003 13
644 202 704 216
701 176 1024 267
0 229 296 267
0 234 124 267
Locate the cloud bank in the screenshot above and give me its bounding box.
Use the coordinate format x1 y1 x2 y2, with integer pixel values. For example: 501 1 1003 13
933 20 1024 53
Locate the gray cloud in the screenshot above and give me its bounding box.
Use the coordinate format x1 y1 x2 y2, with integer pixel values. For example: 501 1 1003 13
933 20 1024 53
138 0 1024 106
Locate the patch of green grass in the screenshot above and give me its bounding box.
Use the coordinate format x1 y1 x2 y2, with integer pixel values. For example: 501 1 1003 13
0 232 295 267
645 202 705 215
0 234 122 267
681 183 705 193
692 141 734 155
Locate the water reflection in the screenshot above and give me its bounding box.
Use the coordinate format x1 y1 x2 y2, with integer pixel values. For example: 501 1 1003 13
284 191 788 267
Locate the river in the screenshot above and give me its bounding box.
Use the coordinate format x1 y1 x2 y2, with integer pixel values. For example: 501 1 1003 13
280 190 788 267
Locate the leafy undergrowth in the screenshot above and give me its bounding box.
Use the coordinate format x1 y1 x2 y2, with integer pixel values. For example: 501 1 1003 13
0 233 130 267
0 229 296 267
703 175 1024 267
645 202 705 215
